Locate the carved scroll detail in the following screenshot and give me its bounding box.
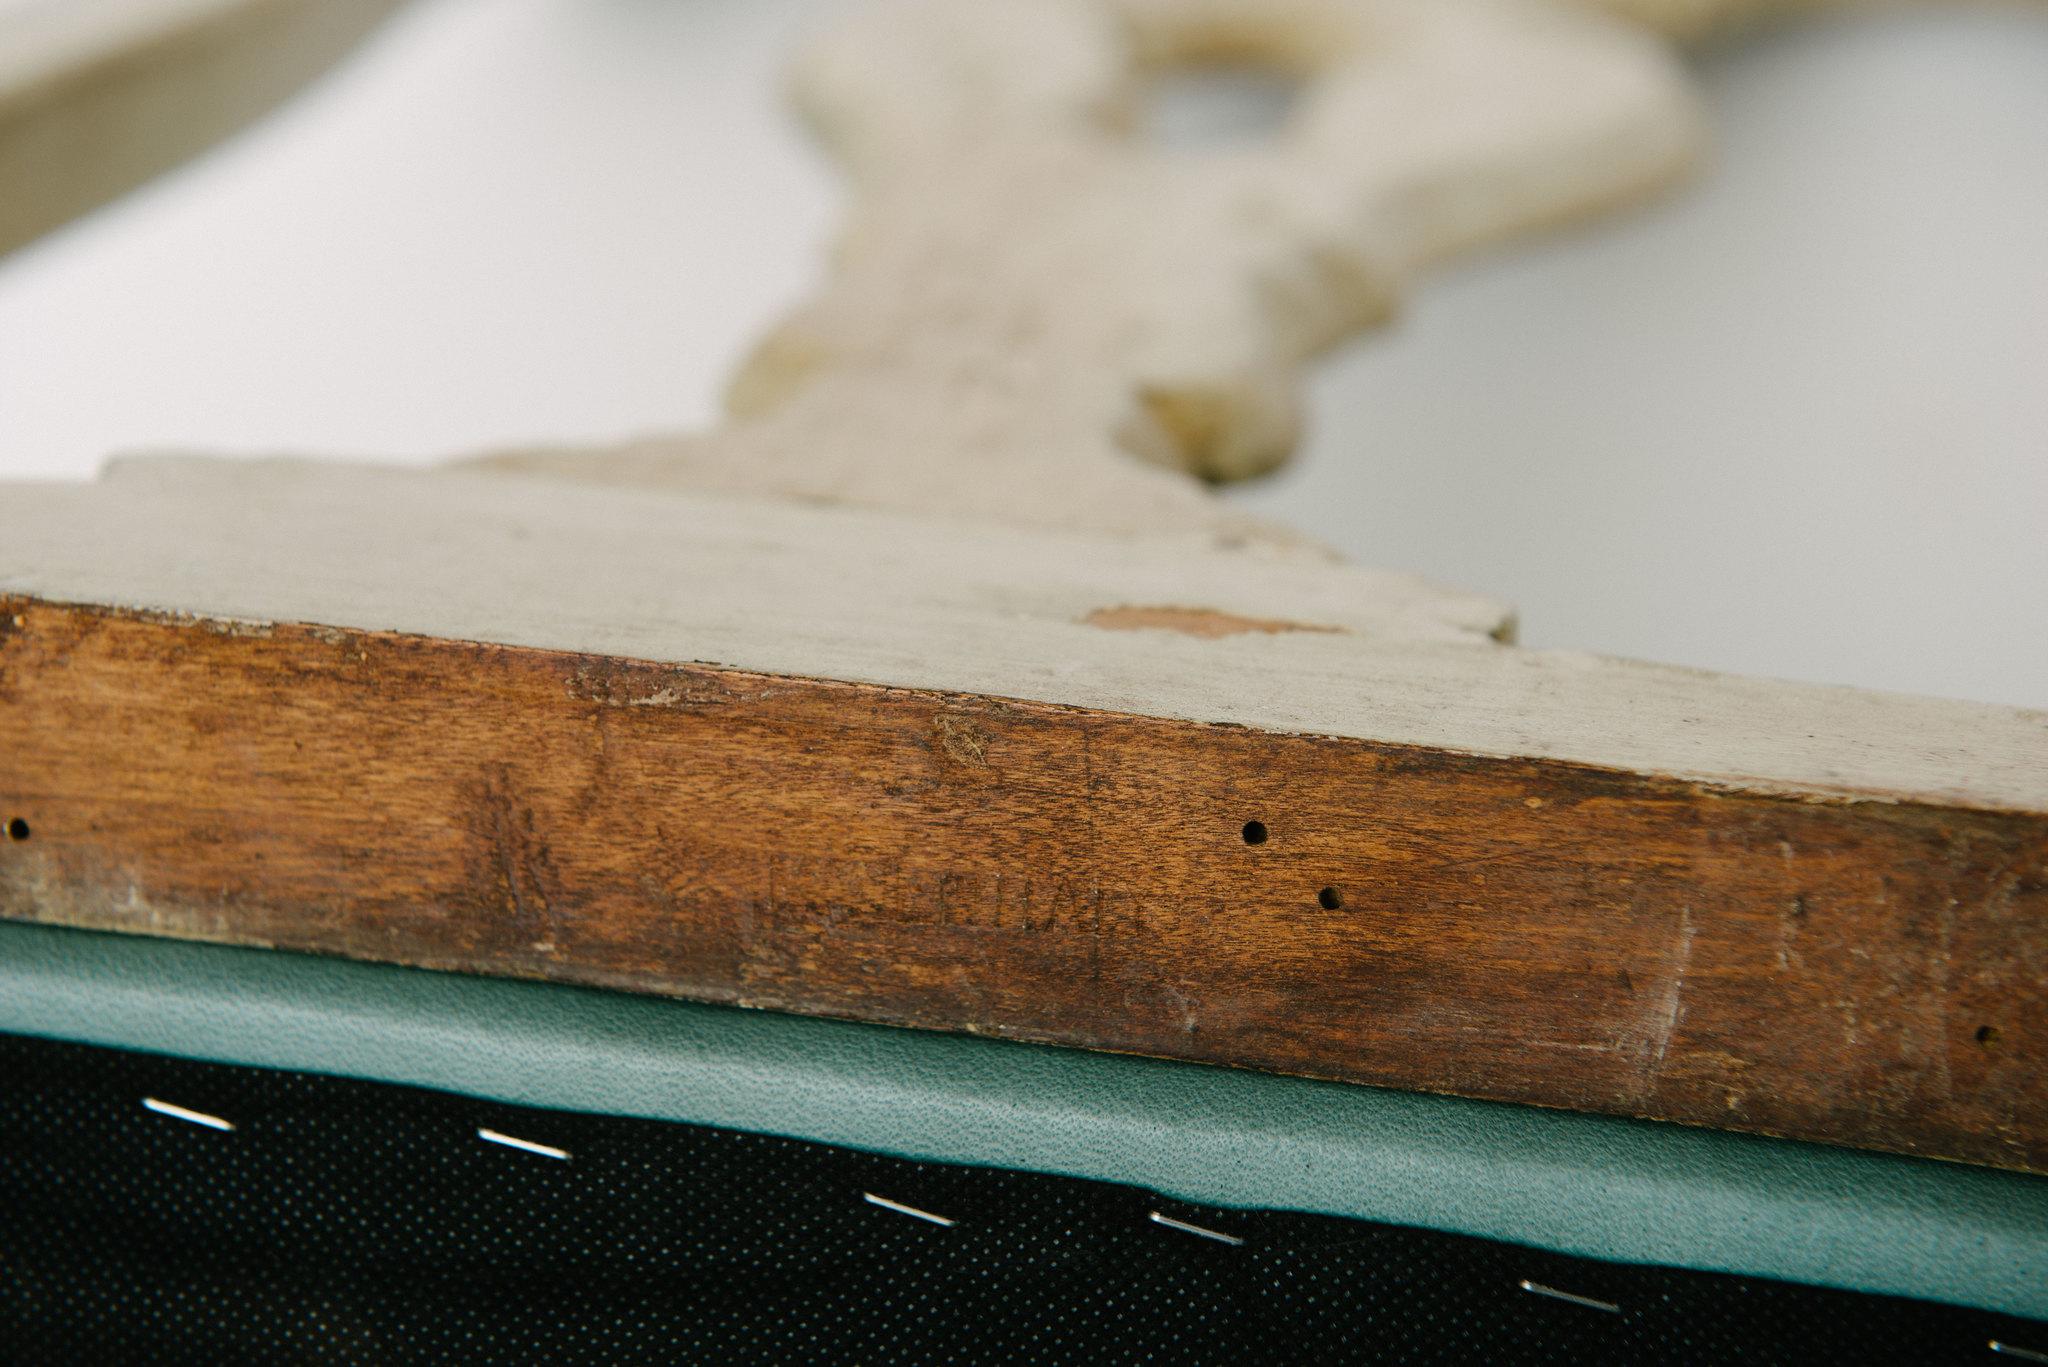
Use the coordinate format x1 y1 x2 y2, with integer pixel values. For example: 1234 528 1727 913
467 0 1704 544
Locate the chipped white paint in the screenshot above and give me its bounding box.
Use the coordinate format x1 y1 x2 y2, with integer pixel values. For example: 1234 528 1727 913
4 459 2046 817
422 0 2042 831
3 0 2044 855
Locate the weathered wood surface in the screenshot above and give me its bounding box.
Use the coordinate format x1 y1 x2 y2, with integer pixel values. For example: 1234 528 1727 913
3 595 2042 1173
3 0 2043 1176
2 462 2045 1173
459 0 2045 538
467 0 1704 537
9 458 2047 813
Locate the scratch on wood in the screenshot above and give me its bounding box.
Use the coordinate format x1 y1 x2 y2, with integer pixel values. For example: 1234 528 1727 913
5 601 2046 1171
568 665 734 710
1778 893 1807 972
1645 904 1697 1084
933 712 991 766
476 769 560 952
1155 981 1200 1036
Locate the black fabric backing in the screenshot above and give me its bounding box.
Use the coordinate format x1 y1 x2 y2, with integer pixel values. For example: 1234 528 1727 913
1 1031 2038 1364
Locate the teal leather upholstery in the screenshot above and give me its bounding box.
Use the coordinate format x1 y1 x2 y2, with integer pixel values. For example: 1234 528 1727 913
3 920 2043 1320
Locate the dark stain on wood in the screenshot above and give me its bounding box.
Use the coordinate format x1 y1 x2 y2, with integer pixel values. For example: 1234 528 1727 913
1 595 2043 1171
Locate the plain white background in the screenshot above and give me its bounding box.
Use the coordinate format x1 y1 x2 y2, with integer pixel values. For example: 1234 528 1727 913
1 0 2043 707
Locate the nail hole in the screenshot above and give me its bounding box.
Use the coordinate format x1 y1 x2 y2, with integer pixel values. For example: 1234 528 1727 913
1317 886 1343 911
1977 1025 2001 1048
1241 820 1268 846
5 818 27 841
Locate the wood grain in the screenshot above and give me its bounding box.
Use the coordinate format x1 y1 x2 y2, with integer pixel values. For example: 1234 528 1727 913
3 596 2041 1172
12 459 2043 816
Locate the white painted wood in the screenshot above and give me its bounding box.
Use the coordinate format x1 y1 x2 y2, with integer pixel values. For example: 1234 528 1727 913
464 0 1702 536
1589 0 2012 41
0 0 406 255
4 456 2042 814
4 0 2039 827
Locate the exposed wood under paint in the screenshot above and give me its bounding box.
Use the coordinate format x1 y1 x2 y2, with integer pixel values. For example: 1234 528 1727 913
1 463 2041 1172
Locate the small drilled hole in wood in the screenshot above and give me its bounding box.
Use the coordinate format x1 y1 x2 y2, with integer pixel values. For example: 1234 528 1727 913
1317 886 1343 911
1241 820 1268 846
6 818 28 841
1977 1025 2001 1048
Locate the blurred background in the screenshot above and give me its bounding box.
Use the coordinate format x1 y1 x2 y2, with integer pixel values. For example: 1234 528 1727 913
1 0 2043 707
